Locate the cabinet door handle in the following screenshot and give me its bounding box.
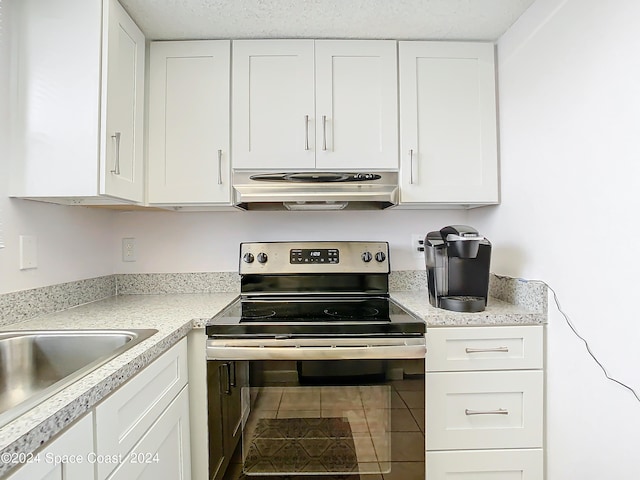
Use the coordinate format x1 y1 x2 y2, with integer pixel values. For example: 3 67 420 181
304 115 310 151
465 408 509 416
217 149 223 185
409 149 414 184
465 346 509 354
322 115 327 151
110 132 121 175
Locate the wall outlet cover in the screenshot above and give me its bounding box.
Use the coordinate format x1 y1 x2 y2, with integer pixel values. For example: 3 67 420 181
122 237 137 262
19 235 38 270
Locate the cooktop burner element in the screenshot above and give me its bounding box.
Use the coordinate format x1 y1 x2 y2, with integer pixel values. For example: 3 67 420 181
323 306 380 319
207 242 425 338
240 307 277 320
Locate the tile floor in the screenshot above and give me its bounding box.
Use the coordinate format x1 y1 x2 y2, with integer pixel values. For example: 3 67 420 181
222 377 425 480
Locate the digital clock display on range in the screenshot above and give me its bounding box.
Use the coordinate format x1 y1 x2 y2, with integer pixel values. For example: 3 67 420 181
290 249 339 264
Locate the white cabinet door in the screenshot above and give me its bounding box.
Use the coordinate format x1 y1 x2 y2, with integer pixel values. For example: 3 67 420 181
106 387 191 480
315 40 398 170
95 340 188 480
6 414 94 480
148 41 231 204
399 42 498 204
101 0 145 202
232 40 315 170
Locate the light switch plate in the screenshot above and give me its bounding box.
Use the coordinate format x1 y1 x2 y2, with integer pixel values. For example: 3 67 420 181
19 235 38 270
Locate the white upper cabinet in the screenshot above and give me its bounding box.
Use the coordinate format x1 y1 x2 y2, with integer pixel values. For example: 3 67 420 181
232 40 316 170
148 41 231 204
232 40 398 171
398 42 498 205
10 0 145 204
102 0 145 202
315 41 398 170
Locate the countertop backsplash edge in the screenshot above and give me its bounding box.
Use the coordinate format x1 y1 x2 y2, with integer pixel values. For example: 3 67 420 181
0 276 116 328
115 272 241 295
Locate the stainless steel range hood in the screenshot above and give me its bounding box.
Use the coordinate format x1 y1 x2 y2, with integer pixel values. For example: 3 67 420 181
233 171 399 211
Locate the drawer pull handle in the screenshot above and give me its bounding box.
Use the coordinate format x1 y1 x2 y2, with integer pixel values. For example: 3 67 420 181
465 346 509 354
465 408 509 416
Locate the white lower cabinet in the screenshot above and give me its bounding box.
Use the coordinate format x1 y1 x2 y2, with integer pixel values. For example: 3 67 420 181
105 387 191 480
426 326 544 479
5 414 94 480
6 338 191 480
427 449 543 479
95 339 189 480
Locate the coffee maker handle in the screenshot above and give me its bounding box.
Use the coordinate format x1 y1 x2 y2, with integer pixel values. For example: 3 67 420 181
439 225 479 240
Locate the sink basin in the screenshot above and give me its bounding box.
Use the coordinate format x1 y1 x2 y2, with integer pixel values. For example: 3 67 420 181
0 329 157 426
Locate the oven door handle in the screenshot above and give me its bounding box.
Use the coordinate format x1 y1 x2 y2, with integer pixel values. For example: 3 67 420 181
206 337 426 360
218 362 232 395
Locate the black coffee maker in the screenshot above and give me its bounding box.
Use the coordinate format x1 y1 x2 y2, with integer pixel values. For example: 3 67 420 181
424 225 491 312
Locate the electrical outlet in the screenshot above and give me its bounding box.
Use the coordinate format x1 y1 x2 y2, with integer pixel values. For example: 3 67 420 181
122 237 137 262
411 234 425 258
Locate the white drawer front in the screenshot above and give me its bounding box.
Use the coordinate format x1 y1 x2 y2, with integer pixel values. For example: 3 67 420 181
426 326 543 372
96 339 188 480
426 371 543 450
427 449 543 479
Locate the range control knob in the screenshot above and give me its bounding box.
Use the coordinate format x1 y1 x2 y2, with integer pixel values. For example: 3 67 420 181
242 253 254 263
361 251 372 263
257 252 268 264
375 252 386 263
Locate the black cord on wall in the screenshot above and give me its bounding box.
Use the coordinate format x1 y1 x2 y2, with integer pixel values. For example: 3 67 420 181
495 275 640 404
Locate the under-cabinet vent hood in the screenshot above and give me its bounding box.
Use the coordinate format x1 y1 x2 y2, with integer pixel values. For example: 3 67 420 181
233 171 399 211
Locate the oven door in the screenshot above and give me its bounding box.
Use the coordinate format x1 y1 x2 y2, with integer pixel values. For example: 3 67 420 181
206 338 426 480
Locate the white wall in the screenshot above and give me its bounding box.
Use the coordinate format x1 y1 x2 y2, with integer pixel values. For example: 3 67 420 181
0 0 115 294
470 0 640 477
112 209 468 273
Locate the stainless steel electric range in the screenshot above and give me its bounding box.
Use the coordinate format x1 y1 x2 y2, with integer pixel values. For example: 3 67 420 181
206 242 426 480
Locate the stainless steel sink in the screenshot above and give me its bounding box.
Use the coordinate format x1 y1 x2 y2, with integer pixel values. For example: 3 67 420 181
0 329 157 426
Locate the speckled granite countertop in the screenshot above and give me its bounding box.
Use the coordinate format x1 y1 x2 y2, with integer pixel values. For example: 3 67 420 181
390 291 546 326
0 286 545 477
0 293 237 478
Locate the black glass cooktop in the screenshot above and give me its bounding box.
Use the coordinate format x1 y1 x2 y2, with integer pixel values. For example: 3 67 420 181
207 296 425 337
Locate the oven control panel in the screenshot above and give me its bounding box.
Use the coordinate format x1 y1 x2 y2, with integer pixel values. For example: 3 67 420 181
289 248 339 264
240 242 389 274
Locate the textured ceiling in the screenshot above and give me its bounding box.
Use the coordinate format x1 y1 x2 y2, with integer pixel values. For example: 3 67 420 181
119 0 537 41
